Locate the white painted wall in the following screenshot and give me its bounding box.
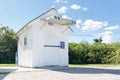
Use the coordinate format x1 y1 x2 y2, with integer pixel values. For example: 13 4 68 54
32 20 70 67
32 20 45 67
18 26 33 67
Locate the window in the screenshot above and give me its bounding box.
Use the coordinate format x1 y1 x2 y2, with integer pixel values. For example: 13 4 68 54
24 37 27 45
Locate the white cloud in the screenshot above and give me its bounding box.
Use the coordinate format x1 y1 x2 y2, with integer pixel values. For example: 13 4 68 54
51 5 55 8
70 4 88 11
81 19 108 32
58 6 68 14
82 7 88 11
54 0 68 3
75 19 82 28
62 15 72 20
70 4 81 10
97 31 113 43
56 0 60 3
102 35 112 43
0 24 3 27
105 25 119 30
100 31 113 36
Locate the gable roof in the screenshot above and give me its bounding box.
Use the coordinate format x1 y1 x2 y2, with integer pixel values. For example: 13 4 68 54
17 8 74 36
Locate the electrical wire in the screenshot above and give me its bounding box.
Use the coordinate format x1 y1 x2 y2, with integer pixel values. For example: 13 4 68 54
70 34 93 36
70 19 120 37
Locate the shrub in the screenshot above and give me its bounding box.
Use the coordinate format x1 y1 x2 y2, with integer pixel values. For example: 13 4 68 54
69 42 120 64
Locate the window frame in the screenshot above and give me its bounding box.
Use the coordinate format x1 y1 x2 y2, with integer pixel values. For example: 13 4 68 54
24 37 27 46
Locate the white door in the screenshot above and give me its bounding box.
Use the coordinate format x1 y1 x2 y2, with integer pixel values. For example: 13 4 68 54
45 47 59 66
44 28 60 66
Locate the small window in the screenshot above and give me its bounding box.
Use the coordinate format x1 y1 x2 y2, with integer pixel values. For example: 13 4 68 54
54 16 57 19
24 37 27 45
58 17 60 20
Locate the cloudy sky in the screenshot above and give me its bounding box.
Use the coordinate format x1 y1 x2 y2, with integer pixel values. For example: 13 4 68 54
0 0 120 43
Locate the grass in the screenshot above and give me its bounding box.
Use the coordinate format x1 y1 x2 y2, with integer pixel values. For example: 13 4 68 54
0 64 16 67
0 72 10 74
69 64 120 67
0 64 16 74
0 63 119 67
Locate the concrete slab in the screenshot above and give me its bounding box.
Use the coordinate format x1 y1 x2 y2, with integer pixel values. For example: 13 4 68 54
0 66 120 80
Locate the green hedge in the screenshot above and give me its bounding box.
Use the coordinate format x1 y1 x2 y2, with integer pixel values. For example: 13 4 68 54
69 42 120 64
0 26 17 63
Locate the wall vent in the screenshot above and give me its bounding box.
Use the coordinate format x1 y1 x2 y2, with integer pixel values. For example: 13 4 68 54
48 22 54 26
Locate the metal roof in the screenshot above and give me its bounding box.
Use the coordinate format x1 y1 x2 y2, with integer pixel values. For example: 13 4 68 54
16 8 75 36
42 16 76 25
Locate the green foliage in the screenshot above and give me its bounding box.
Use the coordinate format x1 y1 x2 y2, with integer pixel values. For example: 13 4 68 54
0 26 17 63
111 42 120 64
69 42 90 64
69 42 120 64
0 64 15 67
93 37 103 44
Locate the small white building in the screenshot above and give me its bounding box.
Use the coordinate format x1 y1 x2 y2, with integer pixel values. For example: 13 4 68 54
17 8 75 67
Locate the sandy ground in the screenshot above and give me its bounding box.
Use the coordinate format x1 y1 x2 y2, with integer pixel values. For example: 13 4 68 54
0 66 120 80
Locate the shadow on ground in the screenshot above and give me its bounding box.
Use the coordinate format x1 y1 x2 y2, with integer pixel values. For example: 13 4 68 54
0 66 120 80
39 66 120 75
0 67 17 80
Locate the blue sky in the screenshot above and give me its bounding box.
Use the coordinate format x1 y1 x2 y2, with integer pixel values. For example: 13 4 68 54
0 0 120 43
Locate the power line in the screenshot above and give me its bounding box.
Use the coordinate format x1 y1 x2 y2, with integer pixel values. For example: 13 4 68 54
70 34 93 36
112 31 120 35
108 20 120 25
70 32 120 37
70 20 120 37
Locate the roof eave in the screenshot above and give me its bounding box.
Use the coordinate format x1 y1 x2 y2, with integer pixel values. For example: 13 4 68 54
16 8 57 36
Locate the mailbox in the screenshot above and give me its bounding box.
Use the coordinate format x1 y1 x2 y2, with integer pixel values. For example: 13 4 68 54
60 41 65 49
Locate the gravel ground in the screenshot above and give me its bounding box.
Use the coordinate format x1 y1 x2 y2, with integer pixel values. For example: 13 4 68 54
0 66 120 80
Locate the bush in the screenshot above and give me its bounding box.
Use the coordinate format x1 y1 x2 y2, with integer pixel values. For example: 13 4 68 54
69 42 120 64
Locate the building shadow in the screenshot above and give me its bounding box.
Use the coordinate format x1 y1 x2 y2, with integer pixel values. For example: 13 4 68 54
38 66 120 75
0 67 17 80
1 66 120 80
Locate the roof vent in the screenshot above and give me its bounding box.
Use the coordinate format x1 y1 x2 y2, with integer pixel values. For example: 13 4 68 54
54 16 60 20
42 15 76 25
48 22 53 26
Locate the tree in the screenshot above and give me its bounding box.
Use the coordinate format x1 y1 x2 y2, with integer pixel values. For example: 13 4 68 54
94 37 103 44
69 42 119 64
0 26 17 63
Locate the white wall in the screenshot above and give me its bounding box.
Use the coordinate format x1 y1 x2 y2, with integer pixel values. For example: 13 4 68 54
54 24 69 66
32 18 70 67
32 20 45 67
18 26 33 67
31 9 62 67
